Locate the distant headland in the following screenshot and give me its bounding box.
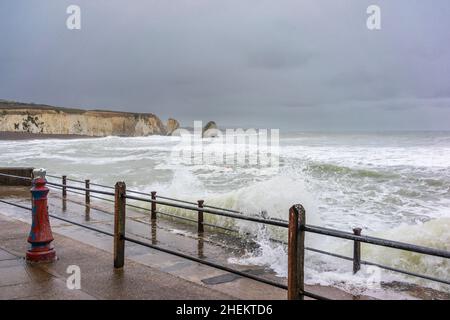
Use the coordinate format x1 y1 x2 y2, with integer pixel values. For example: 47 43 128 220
0 100 180 137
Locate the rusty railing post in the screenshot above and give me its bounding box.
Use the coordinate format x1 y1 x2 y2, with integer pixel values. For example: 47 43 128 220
288 204 305 300
114 181 126 268
62 175 67 198
151 219 157 245
353 228 362 274
85 179 90 205
151 191 157 220
197 200 204 233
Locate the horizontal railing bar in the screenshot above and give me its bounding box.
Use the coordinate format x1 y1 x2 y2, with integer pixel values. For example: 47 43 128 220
55 185 247 234
46 181 116 197
0 199 114 236
137 192 267 221
291 242 450 286
49 185 115 205
304 246 450 285
47 173 291 223
303 291 331 300
155 210 238 233
360 259 450 285
306 246 354 262
50 214 115 237
50 184 239 233
132 192 278 222
125 193 289 228
47 174 280 220
127 200 258 233
156 194 243 215
155 210 198 224
202 221 237 233
125 189 241 218
0 173 114 197
156 195 275 222
89 181 114 189
304 225 450 259
202 204 242 214
156 194 197 205
52 187 251 243
0 173 252 220
50 184 244 237
50 174 247 215
47 174 114 189
48 174 83 184
62 185 239 231
81 192 114 203
46 174 60 179
123 235 288 290
0 199 30 210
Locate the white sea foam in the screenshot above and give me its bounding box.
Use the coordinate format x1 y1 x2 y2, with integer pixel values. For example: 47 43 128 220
1 131 449 295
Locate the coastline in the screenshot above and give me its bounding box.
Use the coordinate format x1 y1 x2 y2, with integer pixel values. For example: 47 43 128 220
0 101 173 136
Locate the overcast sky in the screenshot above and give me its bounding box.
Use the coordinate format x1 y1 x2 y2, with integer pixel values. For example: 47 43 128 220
0 1 449 131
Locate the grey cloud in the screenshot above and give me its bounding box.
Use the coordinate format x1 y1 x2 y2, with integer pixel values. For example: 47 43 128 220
247 49 312 70
0 0 449 130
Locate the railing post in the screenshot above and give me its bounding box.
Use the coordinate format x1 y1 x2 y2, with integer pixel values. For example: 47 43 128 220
197 200 204 233
151 219 157 245
114 181 126 268
288 204 305 300
353 228 362 274
151 191 157 220
62 175 67 198
85 179 90 205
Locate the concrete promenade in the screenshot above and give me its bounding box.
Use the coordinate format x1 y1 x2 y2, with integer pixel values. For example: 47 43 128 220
0 214 235 300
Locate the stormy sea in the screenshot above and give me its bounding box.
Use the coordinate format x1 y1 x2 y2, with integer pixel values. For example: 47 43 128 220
1 131 449 297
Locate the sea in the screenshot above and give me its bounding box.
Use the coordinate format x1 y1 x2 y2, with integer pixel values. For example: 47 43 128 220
1 131 449 297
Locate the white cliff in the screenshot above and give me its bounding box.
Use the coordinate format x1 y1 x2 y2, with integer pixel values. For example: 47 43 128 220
0 101 178 137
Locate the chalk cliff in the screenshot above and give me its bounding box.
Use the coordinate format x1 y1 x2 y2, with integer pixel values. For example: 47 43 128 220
0 100 178 137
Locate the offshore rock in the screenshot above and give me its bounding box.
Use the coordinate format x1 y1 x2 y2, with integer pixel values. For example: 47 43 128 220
166 118 180 136
202 121 219 138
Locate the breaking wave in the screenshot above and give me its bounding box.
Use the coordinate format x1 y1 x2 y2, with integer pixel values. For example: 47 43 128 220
1 131 449 296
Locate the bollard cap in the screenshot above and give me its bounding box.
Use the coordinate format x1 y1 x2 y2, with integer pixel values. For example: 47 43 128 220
33 168 46 180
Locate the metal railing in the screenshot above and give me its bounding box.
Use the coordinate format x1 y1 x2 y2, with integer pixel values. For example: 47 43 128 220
1 171 449 300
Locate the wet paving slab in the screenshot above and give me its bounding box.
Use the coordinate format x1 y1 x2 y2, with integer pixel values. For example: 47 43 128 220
0 245 97 300
0 214 234 300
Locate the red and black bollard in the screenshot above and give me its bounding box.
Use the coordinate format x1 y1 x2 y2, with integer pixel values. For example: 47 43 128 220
26 168 56 263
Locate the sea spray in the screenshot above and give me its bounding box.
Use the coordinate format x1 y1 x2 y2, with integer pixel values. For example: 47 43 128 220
2 131 450 297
